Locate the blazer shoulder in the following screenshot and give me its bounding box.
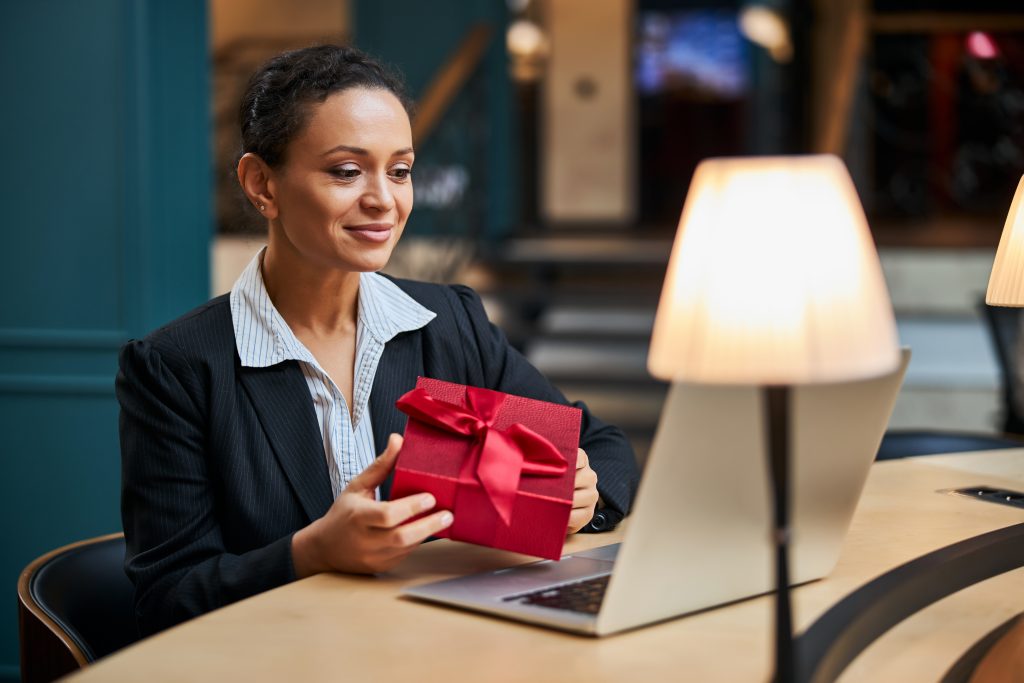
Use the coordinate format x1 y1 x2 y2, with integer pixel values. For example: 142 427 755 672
130 294 236 363
384 276 454 306
382 276 480 325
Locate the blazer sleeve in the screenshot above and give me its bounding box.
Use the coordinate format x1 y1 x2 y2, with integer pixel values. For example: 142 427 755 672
448 285 640 527
117 339 295 635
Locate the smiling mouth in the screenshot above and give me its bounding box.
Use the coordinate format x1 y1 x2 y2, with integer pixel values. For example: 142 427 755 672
344 224 394 243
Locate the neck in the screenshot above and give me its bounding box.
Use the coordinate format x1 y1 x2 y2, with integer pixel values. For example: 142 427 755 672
261 238 360 338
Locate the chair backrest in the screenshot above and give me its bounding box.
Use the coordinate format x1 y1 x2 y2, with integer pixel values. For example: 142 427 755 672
876 430 1024 461
978 301 1024 434
18 533 139 683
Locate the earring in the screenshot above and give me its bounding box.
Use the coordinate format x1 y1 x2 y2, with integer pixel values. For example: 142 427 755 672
258 203 266 211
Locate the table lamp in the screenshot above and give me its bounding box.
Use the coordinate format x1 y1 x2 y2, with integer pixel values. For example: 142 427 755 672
986 174 1024 307
648 155 900 682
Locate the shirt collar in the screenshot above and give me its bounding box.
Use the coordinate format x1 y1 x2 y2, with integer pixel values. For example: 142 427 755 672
229 248 435 368
357 270 436 344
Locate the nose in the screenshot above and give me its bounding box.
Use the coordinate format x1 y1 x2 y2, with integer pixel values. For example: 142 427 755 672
360 172 396 213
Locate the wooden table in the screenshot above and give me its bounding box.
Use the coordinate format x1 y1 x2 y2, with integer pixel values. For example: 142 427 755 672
70 451 1024 682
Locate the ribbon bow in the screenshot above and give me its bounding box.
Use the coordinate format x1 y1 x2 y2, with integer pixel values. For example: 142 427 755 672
395 386 569 525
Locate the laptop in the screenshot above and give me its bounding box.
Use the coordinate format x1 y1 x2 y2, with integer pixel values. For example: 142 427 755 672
402 349 911 636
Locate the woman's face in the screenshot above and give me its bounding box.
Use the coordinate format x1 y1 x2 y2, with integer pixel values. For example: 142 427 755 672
269 87 414 273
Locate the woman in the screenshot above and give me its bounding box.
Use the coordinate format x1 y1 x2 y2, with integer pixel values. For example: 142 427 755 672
117 45 639 636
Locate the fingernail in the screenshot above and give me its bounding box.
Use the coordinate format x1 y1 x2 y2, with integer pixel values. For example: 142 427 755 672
440 512 454 527
420 494 436 511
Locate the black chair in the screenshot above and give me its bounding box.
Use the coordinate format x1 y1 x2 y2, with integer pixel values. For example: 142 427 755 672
978 301 1024 435
18 533 139 683
876 429 1024 461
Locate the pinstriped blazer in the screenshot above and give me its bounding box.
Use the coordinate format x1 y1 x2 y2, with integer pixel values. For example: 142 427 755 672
117 279 640 636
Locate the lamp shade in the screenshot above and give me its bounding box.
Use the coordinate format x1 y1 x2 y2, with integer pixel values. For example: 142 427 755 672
986 174 1024 307
648 155 900 385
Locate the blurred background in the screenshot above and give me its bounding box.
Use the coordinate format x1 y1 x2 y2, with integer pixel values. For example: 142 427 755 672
2 0 1024 678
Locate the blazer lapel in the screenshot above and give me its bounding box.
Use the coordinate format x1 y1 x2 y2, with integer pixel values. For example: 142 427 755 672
370 330 424 500
240 361 334 522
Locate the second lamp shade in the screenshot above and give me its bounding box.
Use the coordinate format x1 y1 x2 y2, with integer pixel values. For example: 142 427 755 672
986 174 1024 307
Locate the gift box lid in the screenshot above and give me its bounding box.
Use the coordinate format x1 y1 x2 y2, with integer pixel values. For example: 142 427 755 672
398 377 581 501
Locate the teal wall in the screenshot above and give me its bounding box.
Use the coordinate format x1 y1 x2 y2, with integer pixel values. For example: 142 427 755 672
353 0 518 241
0 1 210 679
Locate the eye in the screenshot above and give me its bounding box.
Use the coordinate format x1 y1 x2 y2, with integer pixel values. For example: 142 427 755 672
329 164 361 181
389 164 413 182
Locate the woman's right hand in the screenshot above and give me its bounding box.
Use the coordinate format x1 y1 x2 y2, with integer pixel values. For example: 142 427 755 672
291 433 453 577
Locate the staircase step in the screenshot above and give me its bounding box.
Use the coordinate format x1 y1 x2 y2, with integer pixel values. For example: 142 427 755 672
527 339 653 384
538 306 656 339
554 383 667 431
494 236 672 267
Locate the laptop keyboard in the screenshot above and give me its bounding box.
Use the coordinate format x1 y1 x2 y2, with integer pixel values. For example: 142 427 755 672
501 574 610 615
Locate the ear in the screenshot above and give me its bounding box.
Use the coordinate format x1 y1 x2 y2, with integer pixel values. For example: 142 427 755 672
236 152 280 220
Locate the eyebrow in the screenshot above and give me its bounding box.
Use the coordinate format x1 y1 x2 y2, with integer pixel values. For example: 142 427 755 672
322 144 414 157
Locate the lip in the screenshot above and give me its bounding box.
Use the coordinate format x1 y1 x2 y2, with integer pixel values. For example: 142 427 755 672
344 224 394 244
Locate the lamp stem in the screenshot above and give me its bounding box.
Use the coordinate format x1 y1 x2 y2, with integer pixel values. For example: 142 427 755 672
765 385 794 683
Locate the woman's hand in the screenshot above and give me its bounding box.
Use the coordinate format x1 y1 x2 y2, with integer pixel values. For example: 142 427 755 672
567 448 600 534
291 434 453 577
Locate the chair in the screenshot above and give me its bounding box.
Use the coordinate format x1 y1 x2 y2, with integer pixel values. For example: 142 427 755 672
876 429 1024 461
18 533 139 683
978 301 1024 435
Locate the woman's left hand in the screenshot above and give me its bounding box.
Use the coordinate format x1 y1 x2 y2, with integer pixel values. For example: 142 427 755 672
567 448 600 534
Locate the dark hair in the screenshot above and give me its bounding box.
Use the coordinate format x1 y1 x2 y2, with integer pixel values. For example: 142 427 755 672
239 45 412 167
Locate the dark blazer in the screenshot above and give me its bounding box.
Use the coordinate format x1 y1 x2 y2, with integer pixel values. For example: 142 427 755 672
117 279 639 636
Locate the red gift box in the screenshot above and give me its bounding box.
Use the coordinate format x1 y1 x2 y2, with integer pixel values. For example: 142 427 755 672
391 377 581 560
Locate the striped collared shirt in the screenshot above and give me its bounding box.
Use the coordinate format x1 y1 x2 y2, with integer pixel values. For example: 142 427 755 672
230 249 436 497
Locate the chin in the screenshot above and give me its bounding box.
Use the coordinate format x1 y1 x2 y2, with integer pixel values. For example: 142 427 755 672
344 252 394 274
355 261 390 273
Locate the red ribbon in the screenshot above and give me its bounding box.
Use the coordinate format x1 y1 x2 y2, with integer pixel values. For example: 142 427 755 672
395 386 568 525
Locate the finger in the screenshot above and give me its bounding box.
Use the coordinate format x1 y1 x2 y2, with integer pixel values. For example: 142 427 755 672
567 507 594 534
389 509 455 549
363 491 437 529
576 448 588 470
572 485 599 510
344 433 404 493
574 465 597 490
371 548 415 573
